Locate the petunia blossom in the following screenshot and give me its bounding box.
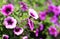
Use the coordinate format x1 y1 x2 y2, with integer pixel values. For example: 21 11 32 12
3 16 17 29
54 22 60 26
1 4 14 16
53 6 60 15
19 1 28 11
2 34 9 39
39 24 44 31
48 4 56 12
27 19 34 31
58 6 60 13
28 8 38 19
48 5 60 16
50 16 58 24
39 11 46 20
13 26 24 36
48 26 58 37
35 29 39 37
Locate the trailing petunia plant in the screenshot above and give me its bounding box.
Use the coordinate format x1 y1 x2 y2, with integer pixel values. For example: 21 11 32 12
0 0 60 39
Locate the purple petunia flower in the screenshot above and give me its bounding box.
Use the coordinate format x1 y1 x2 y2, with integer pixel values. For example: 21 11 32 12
3 16 17 29
22 36 28 39
48 26 58 37
58 6 60 12
39 11 46 20
19 1 28 11
28 8 38 19
53 6 60 15
27 19 34 31
57 6 60 14
2 34 9 39
13 26 24 36
1 4 14 16
35 29 39 37
50 16 58 24
48 4 56 11
48 5 60 15
54 22 60 26
39 24 44 31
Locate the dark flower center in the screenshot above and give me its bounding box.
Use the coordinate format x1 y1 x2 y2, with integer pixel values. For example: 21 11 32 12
41 14 46 17
47 11 54 17
15 27 21 32
56 14 60 20
3 36 8 39
30 20 34 27
5 7 11 13
7 19 13 25
50 6 54 10
30 12 35 17
22 5 27 10
51 28 55 33
20 2 25 5
30 32 35 38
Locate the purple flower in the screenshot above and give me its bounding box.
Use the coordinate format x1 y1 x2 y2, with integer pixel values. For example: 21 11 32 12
1 4 14 16
47 5 55 16
50 16 58 23
35 24 44 37
35 29 39 37
48 26 58 37
54 22 60 26
2 34 9 39
39 24 44 31
53 6 60 15
27 19 34 31
13 26 24 36
48 5 56 11
28 8 38 19
39 11 46 20
58 6 60 13
19 1 28 11
22 36 28 39
3 16 17 29
48 5 60 15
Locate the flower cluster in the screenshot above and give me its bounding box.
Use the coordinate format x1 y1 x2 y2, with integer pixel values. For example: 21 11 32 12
0 1 60 39
1 4 24 39
19 1 28 11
